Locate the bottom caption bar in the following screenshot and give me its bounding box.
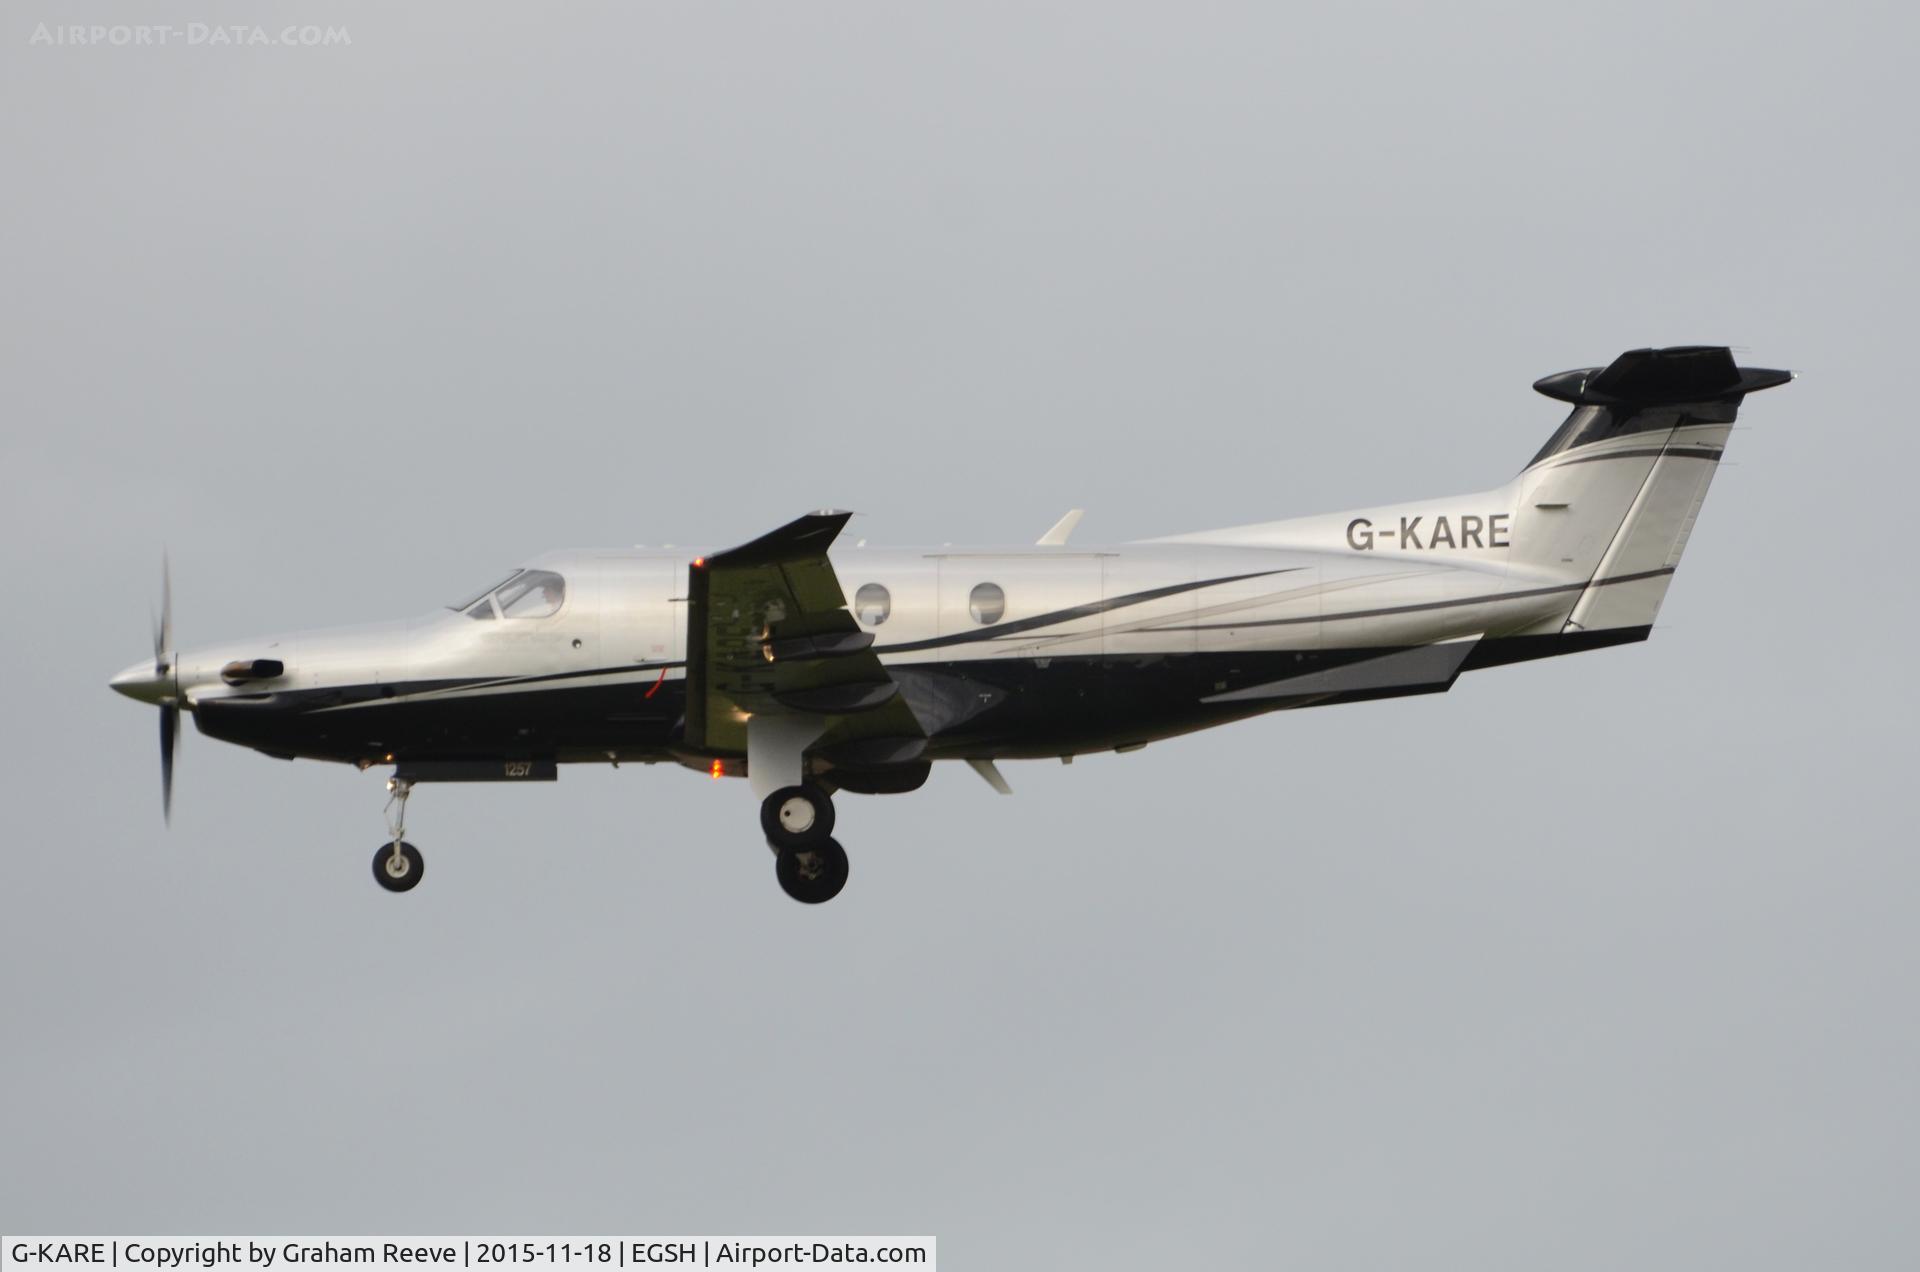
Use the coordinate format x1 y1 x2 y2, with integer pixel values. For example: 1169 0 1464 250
2 1241 935 1272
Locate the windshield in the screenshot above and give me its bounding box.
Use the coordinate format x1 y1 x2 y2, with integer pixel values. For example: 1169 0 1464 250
451 571 522 612
454 569 567 620
496 570 566 617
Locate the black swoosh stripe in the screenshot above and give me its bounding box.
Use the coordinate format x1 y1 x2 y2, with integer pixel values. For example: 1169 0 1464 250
468 574 1298 682
465 660 685 692
467 576 1302 679
300 661 687 712
306 575 1295 708
1150 567 1676 630
1541 446 1723 469
876 569 1301 655
298 575 1296 712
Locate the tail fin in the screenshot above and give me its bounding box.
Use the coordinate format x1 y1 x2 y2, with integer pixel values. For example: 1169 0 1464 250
1150 345 1790 642
1507 346 1790 636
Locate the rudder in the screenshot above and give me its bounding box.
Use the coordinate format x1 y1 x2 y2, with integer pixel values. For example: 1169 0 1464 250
1511 346 1789 636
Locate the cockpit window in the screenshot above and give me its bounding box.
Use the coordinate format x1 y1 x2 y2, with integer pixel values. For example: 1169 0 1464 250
454 569 566 620
452 571 522 612
495 569 566 618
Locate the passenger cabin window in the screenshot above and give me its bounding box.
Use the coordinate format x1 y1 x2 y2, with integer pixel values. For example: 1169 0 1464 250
969 582 1005 625
855 583 891 626
455 569 566 620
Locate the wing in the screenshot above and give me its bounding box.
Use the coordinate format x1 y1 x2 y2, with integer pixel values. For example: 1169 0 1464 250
684 511 925 765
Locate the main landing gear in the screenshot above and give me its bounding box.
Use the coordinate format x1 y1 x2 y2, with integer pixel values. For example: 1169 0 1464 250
373 776 424 894
760 784 848 904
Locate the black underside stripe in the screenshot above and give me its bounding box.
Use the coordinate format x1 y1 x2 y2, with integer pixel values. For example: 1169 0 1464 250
197 633 1665 767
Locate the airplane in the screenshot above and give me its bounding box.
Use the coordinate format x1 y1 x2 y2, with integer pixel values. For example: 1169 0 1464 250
110 345 1789 903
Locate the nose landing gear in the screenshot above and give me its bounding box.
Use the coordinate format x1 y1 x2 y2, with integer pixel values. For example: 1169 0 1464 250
372 776 424 894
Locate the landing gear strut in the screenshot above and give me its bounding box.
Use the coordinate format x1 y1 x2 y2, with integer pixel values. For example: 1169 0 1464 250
748 717 852 904
373 776 424 893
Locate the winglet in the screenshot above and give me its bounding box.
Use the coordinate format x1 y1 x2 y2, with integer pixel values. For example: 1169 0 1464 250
1037 509 1084 546
706 511 854 569
966 758 1012 794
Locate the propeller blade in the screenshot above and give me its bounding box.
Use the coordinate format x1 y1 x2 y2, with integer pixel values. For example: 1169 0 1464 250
160 703 179 824
155 553 173 671
155 554 178 825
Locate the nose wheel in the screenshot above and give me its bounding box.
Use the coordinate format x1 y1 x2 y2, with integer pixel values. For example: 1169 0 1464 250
373 776 425 894
374 840 424 892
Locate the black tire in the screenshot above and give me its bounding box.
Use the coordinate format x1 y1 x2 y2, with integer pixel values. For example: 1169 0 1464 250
372 841 424 893
776 838 849 905
760 784 835 850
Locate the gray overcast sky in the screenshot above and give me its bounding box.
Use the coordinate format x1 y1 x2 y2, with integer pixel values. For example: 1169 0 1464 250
3 1 1916 1265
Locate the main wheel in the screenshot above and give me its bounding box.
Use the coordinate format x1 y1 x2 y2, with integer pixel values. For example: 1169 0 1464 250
760 783 835 850
372 841 424 893
776 838 849 905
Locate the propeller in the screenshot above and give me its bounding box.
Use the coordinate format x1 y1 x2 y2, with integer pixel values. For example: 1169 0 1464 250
151 555 180 823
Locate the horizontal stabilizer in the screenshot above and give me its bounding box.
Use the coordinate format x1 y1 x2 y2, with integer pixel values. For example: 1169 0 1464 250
1202 636 1481 705
1534 346 1790 408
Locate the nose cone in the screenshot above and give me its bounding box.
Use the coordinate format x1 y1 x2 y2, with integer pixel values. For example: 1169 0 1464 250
110 660 171 705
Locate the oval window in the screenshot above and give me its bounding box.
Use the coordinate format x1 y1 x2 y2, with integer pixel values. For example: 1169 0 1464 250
969 582 1005 625
854 583 891 626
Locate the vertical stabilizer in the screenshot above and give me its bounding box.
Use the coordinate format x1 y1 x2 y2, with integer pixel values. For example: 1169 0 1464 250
1513 347 1789 636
